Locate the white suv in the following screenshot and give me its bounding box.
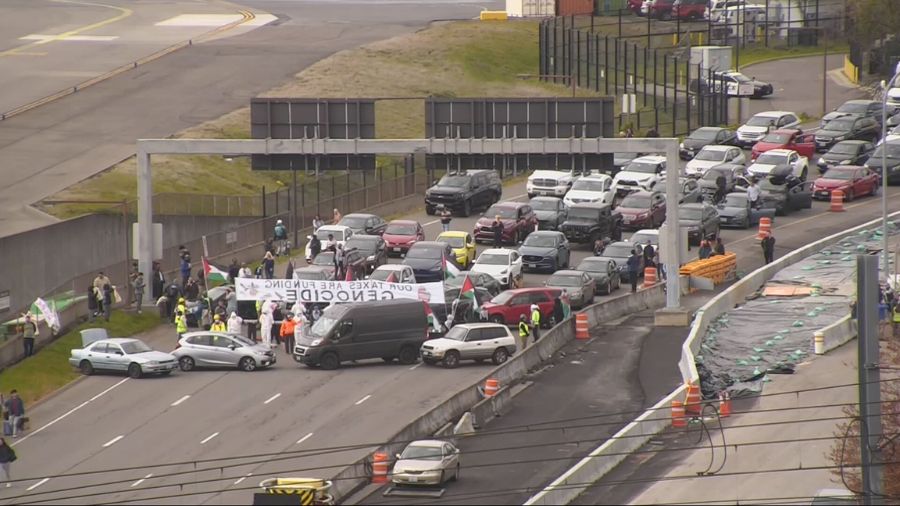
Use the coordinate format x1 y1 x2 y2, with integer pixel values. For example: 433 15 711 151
562 173 615 207
684 145 746 176
527 169 577 198
747 148 810 181
420 323 518 368
737 111 801 148
612 155 666 197
470 248 523 289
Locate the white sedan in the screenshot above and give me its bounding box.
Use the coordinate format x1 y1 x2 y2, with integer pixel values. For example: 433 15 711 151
391 440 460 486
304 225 352 262
684 145 746 176
470 248 523 289
70 335 177 378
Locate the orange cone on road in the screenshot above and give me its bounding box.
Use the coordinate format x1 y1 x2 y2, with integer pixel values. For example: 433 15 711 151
719 391 731 418
756 216 772 240
484 378 500 398
672 400 686 428
643 267 658 288
684 383 702 416
372 452 389 484
575 313 590 340
830 189 845 212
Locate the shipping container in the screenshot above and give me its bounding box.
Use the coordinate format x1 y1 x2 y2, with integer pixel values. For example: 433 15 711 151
506 0 555 17
557 0 594 16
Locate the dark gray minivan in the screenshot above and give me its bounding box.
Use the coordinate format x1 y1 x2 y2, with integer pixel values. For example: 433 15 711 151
293 299 428 369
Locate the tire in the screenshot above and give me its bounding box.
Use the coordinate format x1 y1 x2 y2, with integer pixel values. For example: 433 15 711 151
425 206 436 216
490 315 505 325
442 350 460 368
79 360 94 376
319 352 340 370
178 356 195 372
452 464 460 482
398 346 418 365
381 357 395 363
239 357 257 372
603 280 612 295
461 200 472 217
846 189 855 202
492 347 509 365
800 168 808 182
128 363 143 379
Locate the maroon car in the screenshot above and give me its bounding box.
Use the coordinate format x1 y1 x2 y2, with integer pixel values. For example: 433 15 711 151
617 191 666 230
382 220 425 256
671 0 708 19
474 202 539 245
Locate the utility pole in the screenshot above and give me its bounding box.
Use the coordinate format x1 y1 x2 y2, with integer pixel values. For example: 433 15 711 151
857 254 884 505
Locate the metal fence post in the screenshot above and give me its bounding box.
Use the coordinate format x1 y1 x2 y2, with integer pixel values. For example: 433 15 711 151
623 41 628 94
663 55 668 111
673 57 679 135
261 186 267 217
643 46 648 106
586 32 591 89
595 34 600 92
614 38 619 95
653 48 658 111
604 36 610 95
685 60 691 134
632 41 638 95
576 30 581 87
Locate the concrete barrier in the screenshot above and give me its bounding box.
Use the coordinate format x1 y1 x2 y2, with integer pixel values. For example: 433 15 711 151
330 283 666 503
820 314 857 353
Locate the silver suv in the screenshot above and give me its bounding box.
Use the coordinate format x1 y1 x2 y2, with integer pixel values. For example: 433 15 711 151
421 323 517 368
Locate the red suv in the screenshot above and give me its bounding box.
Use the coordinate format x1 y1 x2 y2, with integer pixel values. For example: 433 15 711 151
672 0 708 20
750 129 816 161
481 287 563 326
474 201 539 245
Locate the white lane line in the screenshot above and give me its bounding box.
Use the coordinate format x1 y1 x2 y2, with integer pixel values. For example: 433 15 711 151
234 472 253 485
409 363 423 371
14 378 130 447
27 478 49 491
130 473 153 487
102 435 124 448
263 393 282 405
296 432 314 445
200 432 220 445
355 395 372 406
171 395 190 407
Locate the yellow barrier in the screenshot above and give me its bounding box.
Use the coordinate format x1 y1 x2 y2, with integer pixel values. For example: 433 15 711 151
843 55 860 84
480 10 508 20
679 253 737 286
260 478 334 505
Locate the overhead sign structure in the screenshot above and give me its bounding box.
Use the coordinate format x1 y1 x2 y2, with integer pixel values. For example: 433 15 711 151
235 278 446 304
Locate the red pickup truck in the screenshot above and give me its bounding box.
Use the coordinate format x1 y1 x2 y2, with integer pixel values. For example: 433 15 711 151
750 129 816 161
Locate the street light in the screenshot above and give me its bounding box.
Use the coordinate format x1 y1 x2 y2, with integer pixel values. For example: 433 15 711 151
880 61 900 283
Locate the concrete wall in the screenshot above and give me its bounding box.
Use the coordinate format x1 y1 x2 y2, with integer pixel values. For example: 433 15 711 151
821 314 857 353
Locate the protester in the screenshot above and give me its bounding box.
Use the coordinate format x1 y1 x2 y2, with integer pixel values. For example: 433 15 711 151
92 271 110 291
698 240 713 260
0 437 16 487
184 278 199 301
714 237 726 256
259 303 275 348
325 234 337 253
87 284 99 322
210 314 226 332
627 249 642 293
175 310 187 341
552 295 565 325
280 313 297 354
285 258 295 280
132 273 145 314
239 263 252 279
20 315 37 358
530 304 541 342
273 219 288 256
102 284 113 321
152 262 165 300
228 259 240 284
3 391 25 440
227 312 243 335
180 254 192 287
333 208 342 224
517 314 530 352
312 214 324 231
761 231 776 264
309 234 322 261
642 242 656 268
439 206 452 232
593 238 605 256
747 178 762 210
491 215 504 248
334 244 345 280
263 251 275 280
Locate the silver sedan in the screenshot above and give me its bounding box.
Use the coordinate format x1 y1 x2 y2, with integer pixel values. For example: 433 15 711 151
391 440 460 486
173 332 276 372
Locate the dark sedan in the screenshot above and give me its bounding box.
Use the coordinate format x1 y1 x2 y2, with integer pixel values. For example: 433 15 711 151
444 272 503 297
679 203 719 246
293 266 334 281
529 196 567 230
345 234 388 274
617 191 666 230
816 140 875 173
402 241 460 283
574 257 621 295
865 141 900 184
601 241 640 278
338 213 387 236
698 163 745 203
518 231 570 273
679 127 738 160
814 116 881 151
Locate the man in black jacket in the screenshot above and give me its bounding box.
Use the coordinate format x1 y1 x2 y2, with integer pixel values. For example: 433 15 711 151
491 216 504 248
761 231 776 264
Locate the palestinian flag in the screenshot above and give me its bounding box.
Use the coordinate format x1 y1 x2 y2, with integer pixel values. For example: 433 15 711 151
385 272 397 283
202 257 228 286
424 302 442 332
458 275 479 311
443 254 460 281
345 267 354 281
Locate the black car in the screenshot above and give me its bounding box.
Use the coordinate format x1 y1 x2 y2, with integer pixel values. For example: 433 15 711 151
529 196 567 230
600 241 640 278
814 116 881 151
402 241 461 283
444 272 503 297
678 203 720 246
338 214 387 236
424 169 502 217
574 256 621 295
309 248 367 279
820 99 883 126
865 141 900 185
559 204 624 244
738 178 814 215
518 231 571 273
680 127 738 160
816 140 876 173
345 234 388 274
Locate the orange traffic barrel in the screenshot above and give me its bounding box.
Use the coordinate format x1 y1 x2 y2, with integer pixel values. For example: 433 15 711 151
643 267 658 288
484 378 500 398
684 383 703 416
719 391 731 418
830 189 845 212
756 216 772 240
575 313 590 340
372 452 389 484
671 400 686 428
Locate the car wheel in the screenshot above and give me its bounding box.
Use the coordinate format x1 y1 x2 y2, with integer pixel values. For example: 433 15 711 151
382 356 395 363
128 363 143 379
79 360 94 376
452 464 460 482
613 225 623 241
398 346 418 365
319 352 340 370
442 350 460 368
490 315 505 325
492 347 509 365
603 280 612 295
439 471 446 484
426 206 436 216
239 357 257 372
178 356 195 372
800 168 808 182
461 200 471 217
845 189 854 202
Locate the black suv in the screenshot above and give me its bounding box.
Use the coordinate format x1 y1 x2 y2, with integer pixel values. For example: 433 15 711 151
815 116 881 151
559 204 623 244
425 169 502 217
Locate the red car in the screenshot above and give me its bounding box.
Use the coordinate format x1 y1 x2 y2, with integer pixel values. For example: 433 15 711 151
627 0 645 14
671 0 708 19
481 287 563 327
643 0 676 19
617 191 666 230
812 165 879 201
474 201 539 245
382 220 425 256
750 129 816 161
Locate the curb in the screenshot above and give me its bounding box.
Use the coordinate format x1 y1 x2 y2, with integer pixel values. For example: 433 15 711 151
739 49 849 72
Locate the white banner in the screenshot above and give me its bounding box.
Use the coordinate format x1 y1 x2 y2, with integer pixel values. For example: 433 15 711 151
235 277 446 304
33 297 60 332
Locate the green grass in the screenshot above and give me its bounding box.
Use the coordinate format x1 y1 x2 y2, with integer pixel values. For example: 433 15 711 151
0 311 161 406
738 42 849 69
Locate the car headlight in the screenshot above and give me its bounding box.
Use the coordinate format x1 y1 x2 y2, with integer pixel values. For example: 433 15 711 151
833 135 845 141
367 255 375 261
310 339 323 346
146 361 159 366
679 142 685 149
500 268 509 275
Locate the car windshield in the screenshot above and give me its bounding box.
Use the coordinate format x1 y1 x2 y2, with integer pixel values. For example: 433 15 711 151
400 445 442 461
295 269 326 280
441 236 465 248
577 259 609 272
680 208 703 220
723 194 747 207
369 269 399 281
760 132 791 144
702 169 728 181
624 161 659 174
688 128 720 141
828 143 860 155
478 253 509 265
385 223 417 235
120 341 152 354
731 73 752 83
407 245 443 259
312 252 334 265
316 229 344 241
572 179 607 191
620 195 651 208
756 153 788 165
837 102 869 114
443 326 468 342
603 243 633 258
340 216 367 228
309 315 338 338
872 143 900 159
548 275 582 287
746 115 778 127
824 118 855 131
438 176 469 187
530 199 559 211
567 207 598 220
485 205 517 219
824 169 856 180
346 237 377 252
695 149 727 161
523 235 557 248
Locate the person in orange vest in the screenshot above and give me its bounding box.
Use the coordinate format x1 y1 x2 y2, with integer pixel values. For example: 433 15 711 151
279 313 297 354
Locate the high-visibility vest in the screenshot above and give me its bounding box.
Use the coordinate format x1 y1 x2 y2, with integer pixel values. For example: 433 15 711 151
531 309 541 327
518 321 530 337
211 321 226 332
175 303 186 316
176 315 188 334
893 306 900 323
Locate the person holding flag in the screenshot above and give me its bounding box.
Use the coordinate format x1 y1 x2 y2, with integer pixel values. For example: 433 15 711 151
442 253 461 281
456 274 479 324
423 302 442 337
202 258 229 287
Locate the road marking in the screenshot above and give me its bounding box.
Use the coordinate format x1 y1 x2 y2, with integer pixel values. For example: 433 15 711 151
156 14 244 27
27 478 49 491
355 394 372 406
130 474 153 487
171 395 191 407
233 472 253 485
13 378 129 447
296 432 314 445
408 363 423 370
102 435 124 448
20 34 119 43
263 393 282 405
200 432 219 445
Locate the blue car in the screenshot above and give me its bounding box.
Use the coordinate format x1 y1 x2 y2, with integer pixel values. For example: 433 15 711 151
402 241 461 283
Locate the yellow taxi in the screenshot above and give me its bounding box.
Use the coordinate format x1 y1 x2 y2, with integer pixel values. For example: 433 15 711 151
436 231 477 269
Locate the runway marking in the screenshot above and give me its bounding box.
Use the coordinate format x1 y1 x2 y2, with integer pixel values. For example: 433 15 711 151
200 432 220 445
171 395 190 407
102 435 124 448
233 472 253 485
408 363 423 370
155 14 244 27
27 478 49 491
355 394 372 406
13 378 129 447
296 432 314 445
130 473 153 487
263 393 282 405
20 34 119 43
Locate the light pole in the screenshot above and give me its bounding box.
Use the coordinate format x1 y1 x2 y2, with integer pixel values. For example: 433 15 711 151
881 62 900 282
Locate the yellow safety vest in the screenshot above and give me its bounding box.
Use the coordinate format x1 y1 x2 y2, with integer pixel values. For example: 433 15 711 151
176 315 188 334
893 307 900 323
211 322 226 332
531 309 541 327
175 303 186 316
518 321 530 337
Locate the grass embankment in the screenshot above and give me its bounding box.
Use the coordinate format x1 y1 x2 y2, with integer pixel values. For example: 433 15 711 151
42 20 586 219
0 312 160 405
